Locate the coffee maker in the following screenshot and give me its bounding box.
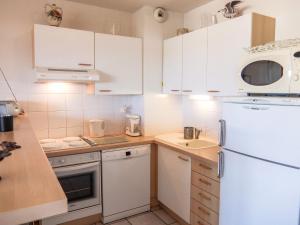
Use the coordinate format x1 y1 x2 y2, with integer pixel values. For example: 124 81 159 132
125 115 141 137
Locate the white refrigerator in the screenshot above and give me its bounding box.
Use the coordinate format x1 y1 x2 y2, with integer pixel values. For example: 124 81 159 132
219 98 300 225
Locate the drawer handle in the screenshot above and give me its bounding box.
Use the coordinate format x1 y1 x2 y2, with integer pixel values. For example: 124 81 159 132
78 63 92 66
198 178 212 186
198 206 210 216
178 156 189 162
198 163 212 170
182 90 193 92
99 90 112 92
171 89 180 92
207 90 220 93
198 192 212 201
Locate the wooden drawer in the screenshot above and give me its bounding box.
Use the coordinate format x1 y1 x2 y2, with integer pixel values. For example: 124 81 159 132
191 199 219 225
192 172 220 197
192 158 219 181
191 212 211 225
191 185 219 212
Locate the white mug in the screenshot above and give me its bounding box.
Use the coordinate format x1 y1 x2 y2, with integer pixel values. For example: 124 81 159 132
89 120 105 138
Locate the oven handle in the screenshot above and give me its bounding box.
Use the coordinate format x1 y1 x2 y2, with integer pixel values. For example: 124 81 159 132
54 161 100 173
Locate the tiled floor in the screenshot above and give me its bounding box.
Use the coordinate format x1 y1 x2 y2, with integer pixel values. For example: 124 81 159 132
98 208 180 225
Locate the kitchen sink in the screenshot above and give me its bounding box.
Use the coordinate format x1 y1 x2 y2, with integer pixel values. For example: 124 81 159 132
177 139 217 149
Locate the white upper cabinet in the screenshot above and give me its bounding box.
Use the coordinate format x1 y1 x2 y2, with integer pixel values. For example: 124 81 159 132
163 36 183 95
182 28 207 95
34 24 94 70
94 33 142 95
206 13 275 96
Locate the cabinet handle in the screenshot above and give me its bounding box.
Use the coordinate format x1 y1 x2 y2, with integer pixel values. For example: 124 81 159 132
178 156 189 162
98 90 112 93
198 192 212 201
198 163 212 170
171 89 180 92
182 90 193 93
207 90 220 93
198 206 210 216
198 178 212 186
78 63 92 66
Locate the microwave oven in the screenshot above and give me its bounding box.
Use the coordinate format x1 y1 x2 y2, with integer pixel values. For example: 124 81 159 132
238 40 300 94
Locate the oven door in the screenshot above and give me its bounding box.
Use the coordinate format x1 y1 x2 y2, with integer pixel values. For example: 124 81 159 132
238 49 292 94
54 161 101 212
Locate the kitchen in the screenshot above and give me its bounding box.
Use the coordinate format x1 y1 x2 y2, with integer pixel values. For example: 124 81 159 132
0 0 300 225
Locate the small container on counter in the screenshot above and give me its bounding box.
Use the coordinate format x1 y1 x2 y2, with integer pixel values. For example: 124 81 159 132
0 115 13 132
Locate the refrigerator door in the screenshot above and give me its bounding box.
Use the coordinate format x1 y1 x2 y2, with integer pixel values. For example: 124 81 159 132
220 150 300 225
222 102 300 168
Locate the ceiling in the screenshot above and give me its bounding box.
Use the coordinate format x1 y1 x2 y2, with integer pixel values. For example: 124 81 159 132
66 0 212 13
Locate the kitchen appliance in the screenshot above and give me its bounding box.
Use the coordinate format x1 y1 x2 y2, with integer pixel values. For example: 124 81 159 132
0 115 13 132
43 152 101 225
35 67 100 83
81 135 128 146
89 120 105 138
218 97 300 225
40 137 90 151
125 114 141 137
102 145 150 223
238 39 300 94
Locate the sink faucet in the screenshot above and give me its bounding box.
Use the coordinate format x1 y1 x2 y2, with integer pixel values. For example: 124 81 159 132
195 128 202 139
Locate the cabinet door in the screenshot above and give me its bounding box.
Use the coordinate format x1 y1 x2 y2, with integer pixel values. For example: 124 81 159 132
158 145 191 223
206 14 252 96
34 24 94 70
163 36 183 95
182 28 207 95
95 33 142 95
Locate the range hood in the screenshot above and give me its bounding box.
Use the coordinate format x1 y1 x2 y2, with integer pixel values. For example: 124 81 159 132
35 67 100 83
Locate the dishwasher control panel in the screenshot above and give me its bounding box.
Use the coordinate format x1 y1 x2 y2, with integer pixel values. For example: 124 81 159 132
102 145 150 161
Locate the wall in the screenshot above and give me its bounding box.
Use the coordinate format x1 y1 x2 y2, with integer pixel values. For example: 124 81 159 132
181 0 300 142
132 6 184 136
0 0 135 139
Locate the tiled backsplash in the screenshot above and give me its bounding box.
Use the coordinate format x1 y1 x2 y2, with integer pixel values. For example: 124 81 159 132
182 96 222 142
25 83 134 139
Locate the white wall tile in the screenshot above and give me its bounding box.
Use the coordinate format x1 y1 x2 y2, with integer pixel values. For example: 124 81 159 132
49 128 67 139
48 111 66 129
67 126 84 137
28 112 48 130
66 94 83 111
28 94 47 112
34 129 49 140
67 110 83 128
48 94 66 111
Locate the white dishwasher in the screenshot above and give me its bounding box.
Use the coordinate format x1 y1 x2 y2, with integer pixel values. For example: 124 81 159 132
102 145 151 223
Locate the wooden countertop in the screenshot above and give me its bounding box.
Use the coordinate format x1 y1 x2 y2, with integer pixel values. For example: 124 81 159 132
45 134 219 164
0 116 67 225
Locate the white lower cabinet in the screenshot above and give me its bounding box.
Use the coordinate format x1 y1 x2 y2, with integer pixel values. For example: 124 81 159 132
158 145 191 223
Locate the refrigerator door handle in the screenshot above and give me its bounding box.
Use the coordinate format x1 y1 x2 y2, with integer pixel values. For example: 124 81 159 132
219 119 226 147
218 151 225 178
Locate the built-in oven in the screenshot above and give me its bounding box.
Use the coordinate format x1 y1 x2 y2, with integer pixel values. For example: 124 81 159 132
43 152 101 225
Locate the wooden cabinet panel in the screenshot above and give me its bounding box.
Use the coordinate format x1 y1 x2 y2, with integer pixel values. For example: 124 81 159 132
191 200 219 225
191 213 211 225
192 158 219 181
95 33 142 95
34 24 94 70
192 172 220 197
191 185 219 213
